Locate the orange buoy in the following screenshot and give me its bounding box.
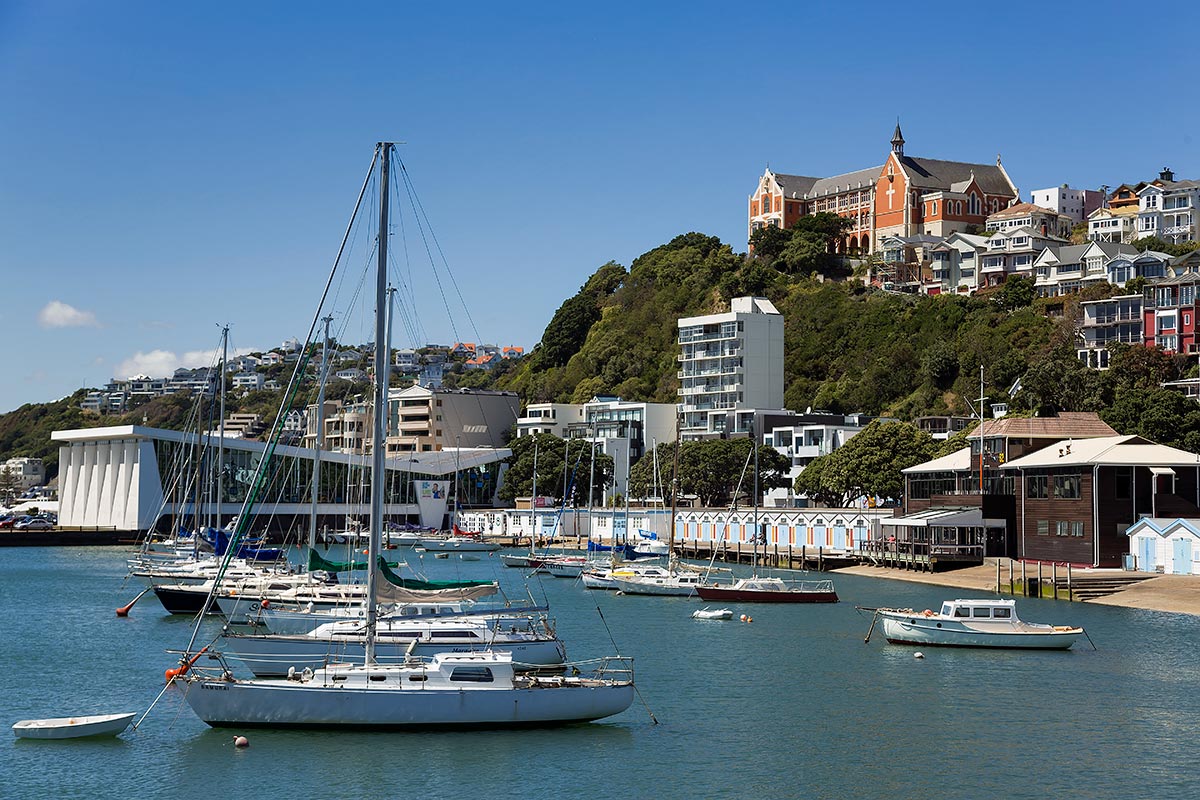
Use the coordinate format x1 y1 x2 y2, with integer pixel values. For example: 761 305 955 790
739 614 747 622
164 646 209 682
234 735 249 748
261 599 270 609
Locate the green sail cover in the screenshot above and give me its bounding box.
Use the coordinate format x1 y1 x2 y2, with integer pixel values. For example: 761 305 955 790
308 549 399 573
378 557 495 590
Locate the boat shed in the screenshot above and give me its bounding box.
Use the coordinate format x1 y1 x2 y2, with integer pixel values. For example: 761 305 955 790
1003 435 1200 567
1126 518 1200 575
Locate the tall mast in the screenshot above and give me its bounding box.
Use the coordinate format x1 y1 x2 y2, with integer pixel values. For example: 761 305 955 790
529 439 539 550
978 365 987 494
752 421 759 575
215 324 229 530
366 142 391 665
668 420 680 570
308 315 333 558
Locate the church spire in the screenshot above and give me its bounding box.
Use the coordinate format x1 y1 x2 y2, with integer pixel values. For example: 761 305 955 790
891 120 905 156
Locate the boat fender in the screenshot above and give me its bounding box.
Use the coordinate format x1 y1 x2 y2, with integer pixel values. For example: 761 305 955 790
261 599 270 609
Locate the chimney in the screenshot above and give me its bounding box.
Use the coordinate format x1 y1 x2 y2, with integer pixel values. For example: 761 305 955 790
1160 167 1175 181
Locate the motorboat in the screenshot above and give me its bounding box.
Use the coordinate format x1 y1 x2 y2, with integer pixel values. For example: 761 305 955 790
610 561 709 597
869 599 1084 650
12 712 135 740
581 562 670 591
696 575 838 604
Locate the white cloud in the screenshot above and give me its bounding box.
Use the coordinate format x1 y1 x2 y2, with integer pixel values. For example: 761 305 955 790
38 300 99 329
115 346 260 379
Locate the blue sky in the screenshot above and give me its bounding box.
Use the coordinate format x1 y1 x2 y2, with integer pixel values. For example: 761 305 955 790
1 0 1197 413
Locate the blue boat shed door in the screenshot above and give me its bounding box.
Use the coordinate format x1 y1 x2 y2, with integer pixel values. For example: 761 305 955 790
1139 537 1157 573
1172 538 1193 575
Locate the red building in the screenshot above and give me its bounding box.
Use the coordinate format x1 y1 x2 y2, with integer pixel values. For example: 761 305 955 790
749 123 1020 254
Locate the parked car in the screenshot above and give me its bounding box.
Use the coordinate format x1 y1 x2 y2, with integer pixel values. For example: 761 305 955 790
14 517 53 531
0 515 16 529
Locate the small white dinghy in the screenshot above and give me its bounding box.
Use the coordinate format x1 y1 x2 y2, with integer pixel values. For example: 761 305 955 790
692 607 734 620
12 712 136 740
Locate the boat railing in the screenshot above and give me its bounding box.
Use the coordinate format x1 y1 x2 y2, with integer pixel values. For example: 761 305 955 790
590 656 635 683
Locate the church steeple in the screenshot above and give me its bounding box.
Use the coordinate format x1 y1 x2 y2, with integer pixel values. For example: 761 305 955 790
891 120 905 156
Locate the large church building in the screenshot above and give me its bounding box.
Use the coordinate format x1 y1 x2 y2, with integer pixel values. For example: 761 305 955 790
748 124 1020 255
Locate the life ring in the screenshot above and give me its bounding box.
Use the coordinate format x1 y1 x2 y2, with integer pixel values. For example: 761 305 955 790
922 609 934 617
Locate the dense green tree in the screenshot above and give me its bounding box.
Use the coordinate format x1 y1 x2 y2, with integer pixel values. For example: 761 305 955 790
794 421 937 504
629 438 789 508
995 275 1036 310
496 433 614 505
1131 236 1200 257
748 225 792 260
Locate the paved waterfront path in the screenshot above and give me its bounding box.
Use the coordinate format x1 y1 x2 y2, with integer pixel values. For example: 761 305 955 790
832 560 1200 617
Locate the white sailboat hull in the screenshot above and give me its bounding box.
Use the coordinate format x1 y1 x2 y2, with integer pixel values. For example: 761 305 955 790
611 576 699 597
222 634 567 676
180 676 634 729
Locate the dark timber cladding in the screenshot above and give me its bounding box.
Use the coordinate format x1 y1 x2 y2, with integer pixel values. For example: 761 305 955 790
1018 463 1200 568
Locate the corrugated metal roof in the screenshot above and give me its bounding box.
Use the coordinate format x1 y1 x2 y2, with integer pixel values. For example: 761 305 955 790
1002 435 1200 469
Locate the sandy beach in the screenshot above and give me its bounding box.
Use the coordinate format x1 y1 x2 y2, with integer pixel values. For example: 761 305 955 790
831 560 1200 617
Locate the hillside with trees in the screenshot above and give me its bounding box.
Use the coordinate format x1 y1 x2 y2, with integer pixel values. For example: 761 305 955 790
6 227 1200 489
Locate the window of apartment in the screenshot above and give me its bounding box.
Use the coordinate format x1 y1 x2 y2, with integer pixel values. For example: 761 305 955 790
1071 521 1084 537
1183 286 1196 306
1027 475 1049 498
1055 521 1070 537
1053 475 1080 499
1037 520 1049 536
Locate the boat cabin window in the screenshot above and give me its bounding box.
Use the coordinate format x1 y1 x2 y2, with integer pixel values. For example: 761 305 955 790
993 607 1011 619
972 608 991 618
408 675 427 682
431 631 476 638
940 603 952 616
953 607 970 618
450 667 494 683
369 675 387 682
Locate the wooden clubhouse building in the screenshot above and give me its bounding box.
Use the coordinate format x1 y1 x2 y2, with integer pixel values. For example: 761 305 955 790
895 413 1200 567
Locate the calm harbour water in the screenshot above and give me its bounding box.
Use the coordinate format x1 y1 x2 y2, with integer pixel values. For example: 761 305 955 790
3 546 1199 800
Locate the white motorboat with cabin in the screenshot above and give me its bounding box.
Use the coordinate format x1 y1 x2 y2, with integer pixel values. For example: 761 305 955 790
870 599 1084 650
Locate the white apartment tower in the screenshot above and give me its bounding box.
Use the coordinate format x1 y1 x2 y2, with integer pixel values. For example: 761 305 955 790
677 296 784 440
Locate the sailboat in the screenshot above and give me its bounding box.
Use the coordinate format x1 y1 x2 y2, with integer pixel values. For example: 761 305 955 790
611 426 714 597
174 142 634 729
695 434 837 604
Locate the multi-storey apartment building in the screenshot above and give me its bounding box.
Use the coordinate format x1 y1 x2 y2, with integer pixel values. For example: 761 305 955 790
927 232 988 294
1029 185 1104 225
748 124 1019 254
385 385 519 454
1136 169 1200 245
678 296 783 440
1078 294 1143 369
1143 272 1200 355
516 403 584 438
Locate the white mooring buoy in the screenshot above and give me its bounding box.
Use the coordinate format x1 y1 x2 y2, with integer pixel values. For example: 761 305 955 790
234 735 250 748
914 652 925 659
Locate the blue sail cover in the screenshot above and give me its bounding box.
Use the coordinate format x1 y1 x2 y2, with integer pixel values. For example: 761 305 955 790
202 528 285 562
